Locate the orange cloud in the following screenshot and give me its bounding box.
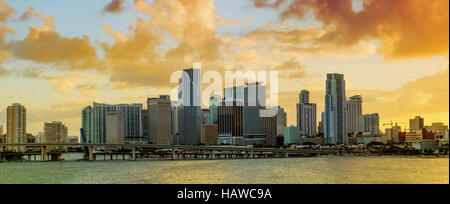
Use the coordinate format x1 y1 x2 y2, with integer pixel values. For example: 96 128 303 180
0 0 14 23
5 7 102 71
251 0 449 59
103 0 125 14
101 0 223 88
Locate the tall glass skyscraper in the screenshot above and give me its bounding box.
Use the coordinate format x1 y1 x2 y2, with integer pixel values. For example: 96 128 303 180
178 68 201 145
323 74 348 145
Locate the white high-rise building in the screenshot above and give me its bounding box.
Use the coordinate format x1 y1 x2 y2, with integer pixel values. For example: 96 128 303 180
106 111 125 144
346 95 363 134
7 103 27 152
323 74 347 145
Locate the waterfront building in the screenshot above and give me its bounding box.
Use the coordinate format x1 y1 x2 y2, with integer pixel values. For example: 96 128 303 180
44 121 68 151
201 109 210 124
385 124 402 143
82 102 143 144
356 133 385 145
209 95 221 124
178 68 202 145
276 107 287 137
260 107 278 146
106 111 125 144
346 95 363 134
284 126 300 145
323 74 348 145
297 90 316 136
7 103 27 152
142 110 149 141
201 124 218 146
360 113 380 135
431 122 448 134
409 116 424 133
318 121 324 135
405 132 423 143
35 132 43 144
171 101 181 145
218 99 244 145
68 136 79 144
148 96 172 145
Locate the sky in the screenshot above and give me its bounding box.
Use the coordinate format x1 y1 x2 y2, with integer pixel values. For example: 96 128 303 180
0 0 449 136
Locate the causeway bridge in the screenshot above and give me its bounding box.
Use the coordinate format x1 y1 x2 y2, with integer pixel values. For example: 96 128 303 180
0 143 341 162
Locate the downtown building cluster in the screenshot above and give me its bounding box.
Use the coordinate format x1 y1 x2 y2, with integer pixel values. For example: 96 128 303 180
1 71 449 152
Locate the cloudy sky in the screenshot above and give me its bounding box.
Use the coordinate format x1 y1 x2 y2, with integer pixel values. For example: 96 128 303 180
0 0 448 136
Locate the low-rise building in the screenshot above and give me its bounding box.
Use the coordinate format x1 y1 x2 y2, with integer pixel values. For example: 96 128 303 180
405 132 423 143
284 126 300 145
200 124 218 146
357 133 385 145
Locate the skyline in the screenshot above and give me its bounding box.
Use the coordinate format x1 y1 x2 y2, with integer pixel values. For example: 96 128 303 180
0 0 449 136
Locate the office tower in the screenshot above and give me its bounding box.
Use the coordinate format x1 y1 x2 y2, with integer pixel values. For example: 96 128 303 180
201 109 210 124
284 126 300 145
360 113 380 134
148 96 172 145
82 102 143 144
171 101 181 145
243 82 266 141
409 116 424 133
7 103 26 152
81 106 93 143
142 110 149 141
260 107 278 146
106 111 125 144
299 90 310 104
44 121 68 151
35 132 43 144
297 90 317 136
276 107 287 137
385 123 402 143
318 121 324 135
178 68 201 145
218 99 244 145
346 95 363 134
209 95 221 124
323 73 347 145
201 124 218 146
431 122 448 134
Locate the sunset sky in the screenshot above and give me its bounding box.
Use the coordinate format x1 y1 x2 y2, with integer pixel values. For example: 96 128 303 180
0 0 448 136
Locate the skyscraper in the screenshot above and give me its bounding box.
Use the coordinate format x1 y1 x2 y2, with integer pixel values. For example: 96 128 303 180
209 95 221 124
218 99 244 145
7 103 26 152
323 74 347 145
299 90 310 104
297 90 317 136
178 68 201 145
409 116 424 133
148 96 172 145
44 121 68 151
82 102 143 144
106 111 125 144
360 113 380 134
346 95 363 134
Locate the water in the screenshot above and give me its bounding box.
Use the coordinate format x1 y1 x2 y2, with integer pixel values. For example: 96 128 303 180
0 154 448 184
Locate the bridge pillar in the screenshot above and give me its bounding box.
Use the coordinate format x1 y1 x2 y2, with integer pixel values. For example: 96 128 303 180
132 147 137 161
172 149 176 160
285 152 289 158
41 146 47 161
89 146 94 161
